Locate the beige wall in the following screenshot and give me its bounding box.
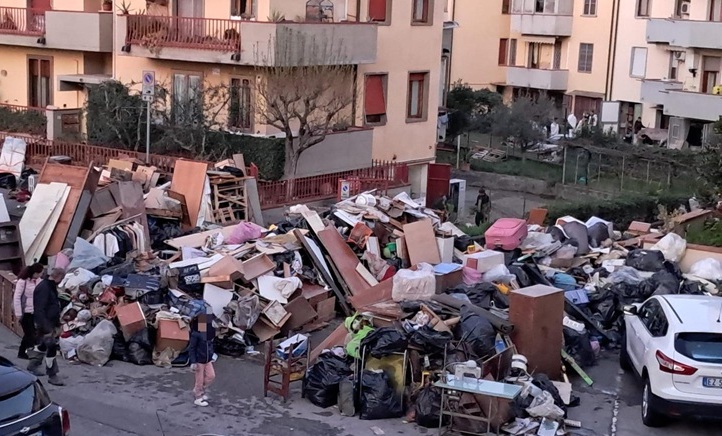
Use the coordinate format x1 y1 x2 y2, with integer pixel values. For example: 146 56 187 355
449 0 509 89
565 0 613 97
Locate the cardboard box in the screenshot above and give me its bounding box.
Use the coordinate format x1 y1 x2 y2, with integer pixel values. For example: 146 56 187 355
156 319 190 352
115 302 146 341
434 268 464 294
463 250 504 273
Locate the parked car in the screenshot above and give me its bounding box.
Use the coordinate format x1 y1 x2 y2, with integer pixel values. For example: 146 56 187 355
621 294 722 427
0 356 69 435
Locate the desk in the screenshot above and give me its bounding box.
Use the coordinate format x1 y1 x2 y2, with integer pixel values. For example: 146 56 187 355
435 378 522 435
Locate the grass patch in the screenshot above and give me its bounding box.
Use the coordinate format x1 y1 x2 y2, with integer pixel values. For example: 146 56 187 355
470 158 563 183
460 221 494 237
686 219 722 247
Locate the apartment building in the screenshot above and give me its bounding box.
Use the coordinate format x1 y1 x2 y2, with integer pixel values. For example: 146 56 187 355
0 0 444 195
447 0 615 119
611 0 722 148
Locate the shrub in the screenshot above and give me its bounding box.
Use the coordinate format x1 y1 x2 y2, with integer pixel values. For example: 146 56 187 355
0 106 46 136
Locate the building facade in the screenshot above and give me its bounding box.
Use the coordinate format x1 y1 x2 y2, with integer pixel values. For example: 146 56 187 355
0 0 444 195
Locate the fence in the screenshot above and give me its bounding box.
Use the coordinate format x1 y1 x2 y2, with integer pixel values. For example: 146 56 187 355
126 14 241 52
0 7 45 35
0 103 47 136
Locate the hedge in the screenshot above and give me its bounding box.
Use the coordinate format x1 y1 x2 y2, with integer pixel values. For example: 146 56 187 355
0 106 46 136
546 193 690 230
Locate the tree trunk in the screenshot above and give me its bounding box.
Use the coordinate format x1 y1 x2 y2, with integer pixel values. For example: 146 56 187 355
283 140 296 178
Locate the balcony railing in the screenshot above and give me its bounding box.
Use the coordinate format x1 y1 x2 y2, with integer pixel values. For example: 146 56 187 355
126 15 241 52
0 7 45 36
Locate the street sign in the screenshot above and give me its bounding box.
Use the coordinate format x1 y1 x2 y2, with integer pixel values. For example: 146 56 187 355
141 70 155 96
141 95 153 102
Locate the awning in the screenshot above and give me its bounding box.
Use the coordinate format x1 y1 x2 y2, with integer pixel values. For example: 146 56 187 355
443 21 460 29
523 36 556 45
566 90 605 99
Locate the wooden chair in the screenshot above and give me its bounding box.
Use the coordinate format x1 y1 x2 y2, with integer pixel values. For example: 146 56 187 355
263 337 310 403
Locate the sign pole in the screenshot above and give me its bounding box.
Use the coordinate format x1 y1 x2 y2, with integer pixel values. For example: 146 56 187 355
141 70 156 163
146 100 151 162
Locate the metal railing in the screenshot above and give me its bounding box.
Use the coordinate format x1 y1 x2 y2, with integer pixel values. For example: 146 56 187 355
0 7 46 35
125 14 241 52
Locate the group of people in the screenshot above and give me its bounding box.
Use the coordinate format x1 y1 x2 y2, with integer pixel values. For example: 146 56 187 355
13 264 217 405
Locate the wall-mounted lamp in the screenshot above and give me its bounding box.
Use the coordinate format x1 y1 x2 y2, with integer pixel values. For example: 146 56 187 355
36 37 46 45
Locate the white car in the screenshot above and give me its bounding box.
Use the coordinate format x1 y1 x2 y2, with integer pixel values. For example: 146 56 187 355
621 294 722 427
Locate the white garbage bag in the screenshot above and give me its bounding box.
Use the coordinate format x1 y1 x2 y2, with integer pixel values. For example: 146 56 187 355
77 320 117 366
689 258 722 282
392 263 435 302
651 233 687 263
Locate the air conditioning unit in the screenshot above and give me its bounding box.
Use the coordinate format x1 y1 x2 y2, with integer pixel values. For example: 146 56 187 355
674 51 686 61
680 1 691 15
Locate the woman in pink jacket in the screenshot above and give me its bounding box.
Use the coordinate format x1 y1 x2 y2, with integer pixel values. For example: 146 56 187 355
13 263 44 359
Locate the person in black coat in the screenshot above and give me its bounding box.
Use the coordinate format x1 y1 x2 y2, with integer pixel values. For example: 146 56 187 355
189 313 216 407
27 268 65 386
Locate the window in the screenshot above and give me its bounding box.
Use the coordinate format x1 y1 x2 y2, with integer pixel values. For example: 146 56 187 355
368 0 389 23
535 0 544 13
502 0 510 14
364 74 387 125
498 39 509 66
578 43 594 73
407 72 428 120
306 0 334 22
630 47 648 78
230 0 253 17
172 73 202 125
668 52 679 80
583 0 597 15
711 0 722 22
509 39 517 66
412 0 430 24
0 382 50 424
229 78 252 131
28 57 51 108
639 300 668 337
702 56 721 94
675 333 722 365
636 0 651 17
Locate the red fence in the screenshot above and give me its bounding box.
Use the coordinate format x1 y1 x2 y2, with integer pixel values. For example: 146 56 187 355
257 161 410 209
126 15 241 52
0 7 45 35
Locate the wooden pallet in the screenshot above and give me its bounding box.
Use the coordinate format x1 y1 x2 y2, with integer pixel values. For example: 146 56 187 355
209 175 250 224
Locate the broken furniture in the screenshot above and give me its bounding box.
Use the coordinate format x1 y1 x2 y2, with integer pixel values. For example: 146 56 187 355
263 336 310 403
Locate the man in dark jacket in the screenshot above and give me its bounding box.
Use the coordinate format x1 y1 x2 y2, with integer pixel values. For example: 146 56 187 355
27 268 65 386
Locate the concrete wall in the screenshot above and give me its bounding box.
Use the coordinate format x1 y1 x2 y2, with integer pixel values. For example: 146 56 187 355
45 11 113 52
511 14 573 37
506 67 569 90
294 128 373 177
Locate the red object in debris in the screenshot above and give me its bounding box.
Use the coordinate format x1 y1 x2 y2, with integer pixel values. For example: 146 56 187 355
484 218 528 250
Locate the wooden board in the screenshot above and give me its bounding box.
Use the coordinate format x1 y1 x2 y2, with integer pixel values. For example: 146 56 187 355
165 224 237 249
241 254 275 280
39 162 100 256
170 159 209 227
310 323 347 362
21 183 70 265
244 178 264 227
316 226 369 295
402 220 441 266
281 296 317 332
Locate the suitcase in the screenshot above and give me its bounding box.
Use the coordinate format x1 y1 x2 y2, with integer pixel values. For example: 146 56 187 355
484 218 528 250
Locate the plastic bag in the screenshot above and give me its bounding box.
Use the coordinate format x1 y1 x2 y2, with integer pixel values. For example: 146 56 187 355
59 335 84 359
609 266 645 285
226 294 261 330
520 232 554 250
562 221 590 255
651 233 687 262
303 352 353 408
650 270 681 295
227 221 264 244
77 320 117 366
689 258 722 282
409 325 453 354
337 377 356 417
459 306 496 360
127 328 153 365
415 386 447 428
625 249 665 272
359 370 403 420
526 391 565 420
214 335 246 357
392 263 436 302
360 327 408 358
68 237 110 271
483 264 515 284
111 331 130 362
588 222 611 248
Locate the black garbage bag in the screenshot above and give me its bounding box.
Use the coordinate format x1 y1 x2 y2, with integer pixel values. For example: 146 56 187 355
532 374 567 414
409 325 453 354
415 386 447 428
214 335 246 357
359 370 403 420
454 235 472 251
588 222 611 248
508 265 532 288
562 222 589 255
563 326 595 367
399 300 444 314
625 249 665 272
680 280 705 295
303 352 353 408
128 328 153 365
458 305 496 360
111 331 130 362
360 327 408 358
651 270 681 295
452 282 509 310
0 172 16 190
547 226 567 243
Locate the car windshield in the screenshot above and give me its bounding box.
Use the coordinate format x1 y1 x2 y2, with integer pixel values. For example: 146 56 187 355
675 332 722 365
0 382 51 424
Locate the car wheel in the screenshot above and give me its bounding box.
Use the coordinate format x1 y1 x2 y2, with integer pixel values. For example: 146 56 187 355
641 377 665 427
620 334 632 371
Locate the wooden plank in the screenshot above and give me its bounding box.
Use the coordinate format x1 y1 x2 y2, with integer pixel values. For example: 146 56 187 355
347 279 392 311
62 188 94 249
315 296 336 322
19 182 67 261
316 226 369 295
355 263 379 286
165 224 237 249
281 296 317 332
402 219 441 266
310 323 347 363
170 159 209 227
244 178 264 227
241 254 275 281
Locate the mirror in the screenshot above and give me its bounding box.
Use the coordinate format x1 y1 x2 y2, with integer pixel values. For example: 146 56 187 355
623 305 638 316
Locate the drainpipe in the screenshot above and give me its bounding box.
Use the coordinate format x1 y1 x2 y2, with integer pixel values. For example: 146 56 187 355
448 0 457 91
355 0 361 21
352 64 358 125
605 0 620 101
112 0 117 80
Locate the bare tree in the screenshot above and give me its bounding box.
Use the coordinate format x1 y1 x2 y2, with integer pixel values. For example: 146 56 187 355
254 27 356 177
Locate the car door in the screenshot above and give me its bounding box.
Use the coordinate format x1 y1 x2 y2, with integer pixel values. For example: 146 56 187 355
628 300 661 371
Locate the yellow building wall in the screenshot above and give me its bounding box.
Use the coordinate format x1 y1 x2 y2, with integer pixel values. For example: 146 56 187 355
0 46 85 109
565 0 613 97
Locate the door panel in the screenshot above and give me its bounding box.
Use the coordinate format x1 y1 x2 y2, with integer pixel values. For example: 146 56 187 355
426 163 451 208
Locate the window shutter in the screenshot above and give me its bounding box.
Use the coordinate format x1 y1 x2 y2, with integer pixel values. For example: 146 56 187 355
369 0 386 21
365 75 386 116
630 47 647 77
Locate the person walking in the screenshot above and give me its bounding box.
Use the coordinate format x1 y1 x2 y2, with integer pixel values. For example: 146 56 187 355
190 312 216 406
27 268 65 386
474 188 491 226
13 263 44 359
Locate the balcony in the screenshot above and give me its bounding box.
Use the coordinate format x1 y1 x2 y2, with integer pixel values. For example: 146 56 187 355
647 18 722 50
640 79 683 106
118 15 377 66
0 8 112 52
510 0 573 36
662 90 722 122
506 67 568 91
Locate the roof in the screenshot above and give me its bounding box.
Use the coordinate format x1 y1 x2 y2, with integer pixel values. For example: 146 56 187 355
0 356 35 397
659 295 722 333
